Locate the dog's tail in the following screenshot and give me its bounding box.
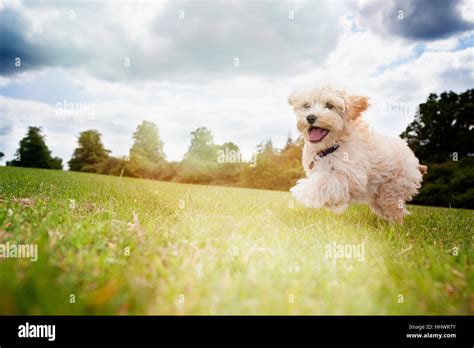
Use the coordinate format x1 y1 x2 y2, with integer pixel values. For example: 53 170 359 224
418 164 428 175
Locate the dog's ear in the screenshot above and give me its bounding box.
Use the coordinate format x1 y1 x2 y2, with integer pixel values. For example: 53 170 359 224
345 95 369 119
288 92 299 107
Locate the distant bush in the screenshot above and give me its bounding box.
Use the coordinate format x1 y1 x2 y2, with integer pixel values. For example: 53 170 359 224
411 157 474 209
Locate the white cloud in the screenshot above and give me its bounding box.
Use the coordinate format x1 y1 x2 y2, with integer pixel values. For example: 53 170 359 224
2 0 343 82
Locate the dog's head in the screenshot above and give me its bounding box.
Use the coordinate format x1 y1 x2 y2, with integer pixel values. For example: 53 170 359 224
288 86 369 149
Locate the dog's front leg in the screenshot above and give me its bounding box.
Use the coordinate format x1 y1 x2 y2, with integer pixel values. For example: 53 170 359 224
290 172 350 212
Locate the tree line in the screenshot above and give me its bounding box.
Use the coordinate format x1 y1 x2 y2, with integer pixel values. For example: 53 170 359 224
4 122 304 191
2 88 473 208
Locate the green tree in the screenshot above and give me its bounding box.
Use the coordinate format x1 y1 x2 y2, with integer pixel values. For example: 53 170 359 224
257 139 275 156
175 128 220 184
184 127 219 162
279 135 305 188
7 127 62 169
217 142 240 163
0 152 4 163
68 130 110 172
239 140 281 190
400 89 474 208
130 121 165 163
127 121 166 179
400 89 473 163
220 142 240 153
237 137 305 191
210 142 242 186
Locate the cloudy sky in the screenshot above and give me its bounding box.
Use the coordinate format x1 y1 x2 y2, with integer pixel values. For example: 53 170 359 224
0 0 473 163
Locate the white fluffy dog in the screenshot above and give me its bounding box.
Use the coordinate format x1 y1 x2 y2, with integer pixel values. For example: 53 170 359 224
288 86 427 223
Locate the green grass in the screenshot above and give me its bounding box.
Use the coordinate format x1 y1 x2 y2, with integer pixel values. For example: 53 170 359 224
0 166 472 315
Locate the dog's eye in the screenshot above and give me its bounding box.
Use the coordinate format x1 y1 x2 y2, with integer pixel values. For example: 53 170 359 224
326 103 334 110
303 103 311 110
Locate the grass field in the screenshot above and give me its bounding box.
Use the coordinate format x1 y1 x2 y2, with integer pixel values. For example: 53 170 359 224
0 166 472 315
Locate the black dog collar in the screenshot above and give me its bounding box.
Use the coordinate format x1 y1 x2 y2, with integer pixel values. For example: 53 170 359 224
309 144 340 169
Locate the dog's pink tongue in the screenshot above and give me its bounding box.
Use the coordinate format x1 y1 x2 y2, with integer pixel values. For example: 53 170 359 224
309 128 328 142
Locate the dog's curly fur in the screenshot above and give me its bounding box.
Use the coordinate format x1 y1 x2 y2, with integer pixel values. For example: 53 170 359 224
288 86 426 223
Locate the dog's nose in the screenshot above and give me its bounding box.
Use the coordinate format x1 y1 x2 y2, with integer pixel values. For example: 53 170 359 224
306 115 317 124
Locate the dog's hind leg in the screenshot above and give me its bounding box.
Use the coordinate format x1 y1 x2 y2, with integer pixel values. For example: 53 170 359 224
371 182 406 223
369 199 384 218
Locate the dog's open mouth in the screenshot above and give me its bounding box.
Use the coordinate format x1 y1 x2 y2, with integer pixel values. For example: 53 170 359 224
308 127 329 143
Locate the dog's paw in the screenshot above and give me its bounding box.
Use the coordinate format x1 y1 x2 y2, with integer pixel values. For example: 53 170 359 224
291 172 351 210
290 176 322 208
290 180 309 207
326 203 349 214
